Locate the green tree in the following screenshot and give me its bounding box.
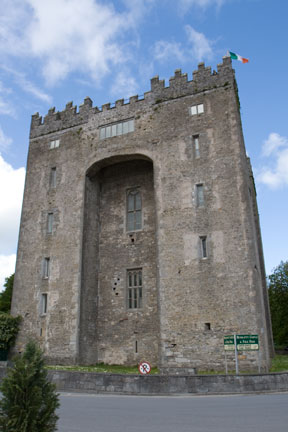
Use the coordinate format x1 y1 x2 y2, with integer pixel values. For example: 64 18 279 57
268 260 288 346
0 274 14 313
0 340 60 432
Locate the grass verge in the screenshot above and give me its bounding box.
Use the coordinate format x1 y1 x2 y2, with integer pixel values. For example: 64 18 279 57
46 363 159 375
46 355 288 375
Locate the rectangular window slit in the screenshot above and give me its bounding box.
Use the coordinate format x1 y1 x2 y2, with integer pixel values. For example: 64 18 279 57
196 184 204 207
43 258 50 279
50 167 56 188
200 236 207 258
41 293 48 315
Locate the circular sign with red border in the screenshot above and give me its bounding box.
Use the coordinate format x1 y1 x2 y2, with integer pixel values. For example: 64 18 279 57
138 361 151 375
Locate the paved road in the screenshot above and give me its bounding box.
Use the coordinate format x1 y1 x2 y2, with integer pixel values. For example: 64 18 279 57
58 392 288 432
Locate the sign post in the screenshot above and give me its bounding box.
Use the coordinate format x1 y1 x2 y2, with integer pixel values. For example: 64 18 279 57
234 334 239 375
224 334 259 375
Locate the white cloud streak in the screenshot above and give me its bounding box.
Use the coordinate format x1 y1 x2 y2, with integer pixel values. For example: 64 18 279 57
153 26 214 65
153 41 186 63
0 126 12 151
1 66 52 104
0 153 25 255
0 254 16 292
179 0 226 14
185 25 214 61
257 133 288 189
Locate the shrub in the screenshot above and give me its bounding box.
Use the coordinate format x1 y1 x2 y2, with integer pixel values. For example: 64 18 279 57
0 313 21 351
0 340 60 432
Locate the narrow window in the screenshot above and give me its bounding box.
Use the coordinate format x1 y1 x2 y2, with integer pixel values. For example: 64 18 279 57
193 135 200 158
43 258 50 279
116 123 123 135
127 269 142 309
127 189 142 231
47 212 54 234
100 128 106 140
111 124 117 137
197 104 204 114
205 323 211 331
200 236 207 258
128 119 134 132
196 184 204 207
191 106 197 115
123 121 129 134
50 167 56 188
41 293 48 315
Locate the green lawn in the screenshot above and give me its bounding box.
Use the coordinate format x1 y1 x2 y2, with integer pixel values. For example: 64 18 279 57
270 354 288 372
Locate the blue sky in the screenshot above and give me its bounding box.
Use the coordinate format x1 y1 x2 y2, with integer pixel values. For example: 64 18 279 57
0 0 287 290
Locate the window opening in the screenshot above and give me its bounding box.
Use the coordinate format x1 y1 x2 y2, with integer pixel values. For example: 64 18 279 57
193 135 200 158
49 139 60 149
127 189 142 231
100 119 134 140
200 236 207 258
41 293 48 315
190 104 204 116
47 212 54 234
43 258 50 279
127 269 142 309
196 184 204 207
205 323 211 330
50 167 56 188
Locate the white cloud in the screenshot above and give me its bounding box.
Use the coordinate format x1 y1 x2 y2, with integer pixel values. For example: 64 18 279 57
0 254 16 292
185 25 214 61
257 133 288 189
153 26 214 65
0 126 12 151
262 132 288 157
0 0 151 87
0 154 25 255
179 0 226 13
153 41 186 63
110 70 138 99
1 66 52 104
0 81 15 116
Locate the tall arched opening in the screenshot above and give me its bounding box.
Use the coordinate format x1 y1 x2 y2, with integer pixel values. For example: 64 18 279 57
79 156 159 365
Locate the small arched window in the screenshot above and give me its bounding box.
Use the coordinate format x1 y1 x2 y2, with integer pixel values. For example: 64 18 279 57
127 189 142 231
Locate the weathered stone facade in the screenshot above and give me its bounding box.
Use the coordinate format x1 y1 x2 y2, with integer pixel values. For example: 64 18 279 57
12 57 273 371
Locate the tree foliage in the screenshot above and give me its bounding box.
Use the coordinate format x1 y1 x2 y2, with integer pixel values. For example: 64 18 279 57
0 274 14 313
0 340 60 432
268 260 288 346
0 313 21 350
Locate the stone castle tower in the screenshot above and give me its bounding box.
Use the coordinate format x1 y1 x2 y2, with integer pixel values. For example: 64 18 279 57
12 57 273 371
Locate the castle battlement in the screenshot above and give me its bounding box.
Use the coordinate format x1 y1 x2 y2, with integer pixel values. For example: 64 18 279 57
30 56 234 138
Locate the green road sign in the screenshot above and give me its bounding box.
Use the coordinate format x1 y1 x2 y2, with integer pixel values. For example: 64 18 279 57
224 335 235 351
236 334 259 351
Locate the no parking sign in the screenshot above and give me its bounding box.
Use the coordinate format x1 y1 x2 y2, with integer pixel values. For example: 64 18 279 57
138 361 151 375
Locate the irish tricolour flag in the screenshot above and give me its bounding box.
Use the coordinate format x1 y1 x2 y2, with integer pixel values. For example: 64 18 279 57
228 51 249 63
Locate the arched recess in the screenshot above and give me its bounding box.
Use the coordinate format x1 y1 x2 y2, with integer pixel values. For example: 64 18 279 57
78 155 159 365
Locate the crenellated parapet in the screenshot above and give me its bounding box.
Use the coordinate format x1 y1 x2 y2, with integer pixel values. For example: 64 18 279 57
30 56 234 138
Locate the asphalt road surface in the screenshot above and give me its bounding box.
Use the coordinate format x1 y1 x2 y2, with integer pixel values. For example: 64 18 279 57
57 392 288 432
